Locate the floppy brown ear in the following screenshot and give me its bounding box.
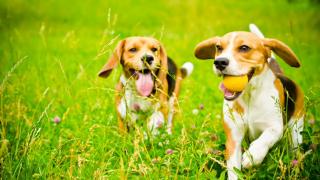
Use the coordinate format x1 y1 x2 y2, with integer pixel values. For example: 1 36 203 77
194 37 220 59
263 38 300 67
157 43 169 118
98 40 125 78
158 43 168 89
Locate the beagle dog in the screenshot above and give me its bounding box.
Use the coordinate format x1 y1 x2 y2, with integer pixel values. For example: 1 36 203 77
99 37 193 135
194 25 304 179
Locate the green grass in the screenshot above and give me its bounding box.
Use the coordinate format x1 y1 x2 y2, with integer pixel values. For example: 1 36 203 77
1 0 320 179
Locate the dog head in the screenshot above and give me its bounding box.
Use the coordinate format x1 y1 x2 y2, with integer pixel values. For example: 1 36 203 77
99 37 168 97
194 31 300 100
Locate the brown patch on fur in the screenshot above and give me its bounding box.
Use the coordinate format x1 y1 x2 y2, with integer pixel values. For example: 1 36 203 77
173 70 182 97
233 101 244 115
156 43 169 120
277 74 305 121
252 63 267 76
223 121 236 160
233 33 268 64
274 78 285 107
115 82 126 133
293 85 305 119
159 105 168 121
165 69 185 131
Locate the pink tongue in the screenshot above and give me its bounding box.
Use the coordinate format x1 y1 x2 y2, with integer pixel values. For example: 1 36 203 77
135 72 154 97
219 83 235 97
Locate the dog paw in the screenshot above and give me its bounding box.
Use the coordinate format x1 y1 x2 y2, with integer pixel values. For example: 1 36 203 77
242 151 253 168
242 147 267 168
166 127 172 135
148 111 165 135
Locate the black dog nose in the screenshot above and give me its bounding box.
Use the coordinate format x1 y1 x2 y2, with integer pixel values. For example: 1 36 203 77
142 55 154 65
214 57 229 71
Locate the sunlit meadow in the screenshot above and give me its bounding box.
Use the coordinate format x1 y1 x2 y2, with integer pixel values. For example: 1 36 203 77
0 0 319 179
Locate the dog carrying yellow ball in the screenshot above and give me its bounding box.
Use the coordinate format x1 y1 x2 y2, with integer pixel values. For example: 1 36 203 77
223 75 248 92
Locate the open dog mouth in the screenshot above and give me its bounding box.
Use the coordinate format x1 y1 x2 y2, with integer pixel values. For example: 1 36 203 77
129 68 155 97
219 69 255 101
219 84 242 101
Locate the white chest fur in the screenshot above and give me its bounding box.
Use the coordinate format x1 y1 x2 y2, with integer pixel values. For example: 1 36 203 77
117 75 159 122
117 75 168 134
224 68 283 140
223 68 286 178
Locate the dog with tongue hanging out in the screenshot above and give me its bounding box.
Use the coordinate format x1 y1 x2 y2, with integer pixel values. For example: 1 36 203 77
98 37 193 135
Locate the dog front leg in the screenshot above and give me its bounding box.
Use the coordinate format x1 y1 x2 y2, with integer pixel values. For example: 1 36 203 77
223 119 244 180
148 111 165 135
242 124 283 168
115 82 127 133
166 96 176 134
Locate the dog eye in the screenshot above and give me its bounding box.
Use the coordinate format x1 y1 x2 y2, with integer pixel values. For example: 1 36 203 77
239 45 251 52
151 47 158 52
129 48 137 52
216 45 223 52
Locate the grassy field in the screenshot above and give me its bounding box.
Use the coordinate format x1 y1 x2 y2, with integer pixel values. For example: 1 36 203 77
1 0 320 179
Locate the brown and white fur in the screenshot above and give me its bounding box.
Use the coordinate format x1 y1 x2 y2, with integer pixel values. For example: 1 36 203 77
99 37 193 135
194 25 304 179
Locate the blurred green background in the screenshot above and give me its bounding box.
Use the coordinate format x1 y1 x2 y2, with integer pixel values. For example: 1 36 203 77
0 0 319 179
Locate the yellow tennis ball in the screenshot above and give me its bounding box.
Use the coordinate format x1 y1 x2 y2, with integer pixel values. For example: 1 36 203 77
223 75 248 92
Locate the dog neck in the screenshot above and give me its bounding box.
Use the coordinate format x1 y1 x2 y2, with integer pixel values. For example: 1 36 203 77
239 64 276 104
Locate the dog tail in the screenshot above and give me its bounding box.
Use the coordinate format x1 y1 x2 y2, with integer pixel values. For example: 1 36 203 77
180 62 193 78
249 23 276 60
249 23 265 39
249 23 282 73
